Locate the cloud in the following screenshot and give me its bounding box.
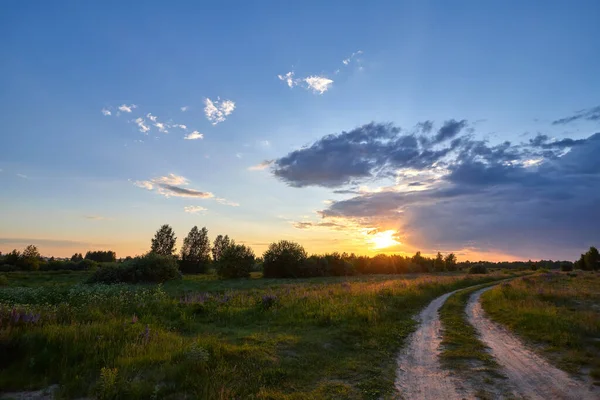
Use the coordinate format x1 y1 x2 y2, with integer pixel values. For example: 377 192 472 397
118 104 137 113
16 173 28 179
184 131 203 140
304 76 333 94
133 174 216 199
101 108 111 116
184 206 207 214
173 124 187 130
146 113 158 122
270 113 600 259
134 117 150 133
342 50 363 66
0 238 103 248
181 106 189 112
216 198 240 207
248 160 274 171
154 122 168 133
278 71 296 88
204 98 236 125
552 105 600 125
84 215 111 221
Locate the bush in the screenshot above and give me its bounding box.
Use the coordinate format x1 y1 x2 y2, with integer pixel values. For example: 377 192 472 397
178 259 209 274
561 263 574 272
0 264 17 272
469 264 488 274
263 241 307 278
0 275 8 286
87 253 181 284
40 259 98 271
216 244 255 279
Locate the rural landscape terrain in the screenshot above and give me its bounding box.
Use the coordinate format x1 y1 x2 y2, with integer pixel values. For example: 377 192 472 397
1 227 599 399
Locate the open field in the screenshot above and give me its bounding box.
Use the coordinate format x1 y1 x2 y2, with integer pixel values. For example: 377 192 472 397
0 270 514 399
481 272 600 385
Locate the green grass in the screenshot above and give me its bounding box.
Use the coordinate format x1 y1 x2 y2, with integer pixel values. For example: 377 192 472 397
481 271 600 384
1 271 512 399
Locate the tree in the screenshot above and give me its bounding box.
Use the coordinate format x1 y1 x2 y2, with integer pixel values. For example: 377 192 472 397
444 253 457 271
584 246 600 271
212 234 231 262
180 226 211 273
216 243 255 279
20 245 41 271
71 253 83 262
574 254 586 270
433 252 445 272
84 251 116 263
263 240 307 278
151 224 177 256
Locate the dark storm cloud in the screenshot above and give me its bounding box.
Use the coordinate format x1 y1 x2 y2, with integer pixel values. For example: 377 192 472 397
552 105 600 125
272 122 458 187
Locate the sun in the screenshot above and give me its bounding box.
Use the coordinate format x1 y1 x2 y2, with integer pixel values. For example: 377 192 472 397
369 230 401 250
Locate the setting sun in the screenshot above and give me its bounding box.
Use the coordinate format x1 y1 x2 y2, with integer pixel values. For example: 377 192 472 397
369 230 401 250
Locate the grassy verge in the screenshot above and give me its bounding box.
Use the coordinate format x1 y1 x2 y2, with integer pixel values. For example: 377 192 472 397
0 271 513 399
481 272 600 385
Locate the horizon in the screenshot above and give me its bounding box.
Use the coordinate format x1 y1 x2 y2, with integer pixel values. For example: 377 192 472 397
1 1 599 262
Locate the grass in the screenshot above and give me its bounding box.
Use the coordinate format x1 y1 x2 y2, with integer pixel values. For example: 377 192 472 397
481 271 600 384
0 270 514 399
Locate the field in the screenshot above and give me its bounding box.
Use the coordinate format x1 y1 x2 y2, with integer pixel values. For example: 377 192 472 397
481 272 600 384
0 270 513 399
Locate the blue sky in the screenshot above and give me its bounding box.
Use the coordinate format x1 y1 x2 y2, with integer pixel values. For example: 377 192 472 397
1 1 599 260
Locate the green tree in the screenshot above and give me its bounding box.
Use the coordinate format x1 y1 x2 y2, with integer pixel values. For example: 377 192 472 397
71 253 83 262
584 246 599 271
444 253 457 271
212 234 231 262
20 244 41 271
216 242 255 279
574 254 586 270
180 226 211 273
433 252 445 272
151 224 177 256
263 240 307 278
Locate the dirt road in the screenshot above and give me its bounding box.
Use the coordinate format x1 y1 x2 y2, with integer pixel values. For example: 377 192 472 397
395 289 472 399
467 286 598 400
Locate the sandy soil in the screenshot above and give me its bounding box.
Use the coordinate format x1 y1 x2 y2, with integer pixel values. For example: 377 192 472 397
395 289 473 400
467 286 599 400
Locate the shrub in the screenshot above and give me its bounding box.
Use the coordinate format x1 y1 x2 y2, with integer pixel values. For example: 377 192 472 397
216 244 255 279
469 264 488 274
87 253 181 284
325 253 355 276
561 263 574 272
263 240 307 278
0 275 8 286
0 264 17 272
178 259 209 274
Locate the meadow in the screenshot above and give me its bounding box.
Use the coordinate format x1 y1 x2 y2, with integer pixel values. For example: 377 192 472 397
0 270 514 399
481 272 600 385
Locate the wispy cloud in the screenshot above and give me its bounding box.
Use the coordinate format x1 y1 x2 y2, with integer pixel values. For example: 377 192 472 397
134 117 150 133
184 131 203 140
342 50 363 66
181 106 189 112
16 173 28 179
118 104 137 113
235 153 242 159
84 215 111 221
146 113 158 122
248 160 274 171
304 76 333 94
172 124 187 130
184 206 207 214
101 108 111 116
216 198 240 207
277 71 296 88
133 174 214 199
259 140 270 147
154 122 168 133
204 97 236 125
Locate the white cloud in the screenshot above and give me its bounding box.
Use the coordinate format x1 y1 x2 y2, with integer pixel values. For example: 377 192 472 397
134 117 150 133
173 124 187 130
118 104 137 113
101 108 111 116
146 113 158 122
259 140 270 147
236 153 242 159
248 160 274 171
277 71 297 88
204 98 236 125
153 173 188 185
216 198 240 207
134 174 214 199
304 76 333 94
184 206 207 214
154 122 168 133
134 180 153 190
184 131 204 140
342 50 363 66
181 106 189 112
16 173 28 179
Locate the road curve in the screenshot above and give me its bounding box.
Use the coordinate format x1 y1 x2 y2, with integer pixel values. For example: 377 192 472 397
395 289 472 400
467 286 598 400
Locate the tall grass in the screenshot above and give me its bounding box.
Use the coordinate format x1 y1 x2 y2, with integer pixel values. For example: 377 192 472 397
481 272 600 383
1 272 509 399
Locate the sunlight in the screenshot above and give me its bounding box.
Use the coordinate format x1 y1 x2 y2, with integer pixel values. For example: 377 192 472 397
369 230 401 249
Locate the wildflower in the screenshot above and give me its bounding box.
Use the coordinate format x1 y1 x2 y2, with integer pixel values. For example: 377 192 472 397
131 314 138 324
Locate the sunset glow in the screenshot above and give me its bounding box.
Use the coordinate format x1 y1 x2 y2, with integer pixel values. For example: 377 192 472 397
369 230 401 250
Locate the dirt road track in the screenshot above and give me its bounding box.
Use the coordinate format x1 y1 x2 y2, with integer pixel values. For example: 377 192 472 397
467 286 599 400
395 289 472 400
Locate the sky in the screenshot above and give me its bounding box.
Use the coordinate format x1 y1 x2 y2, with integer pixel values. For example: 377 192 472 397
1 1 599 261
